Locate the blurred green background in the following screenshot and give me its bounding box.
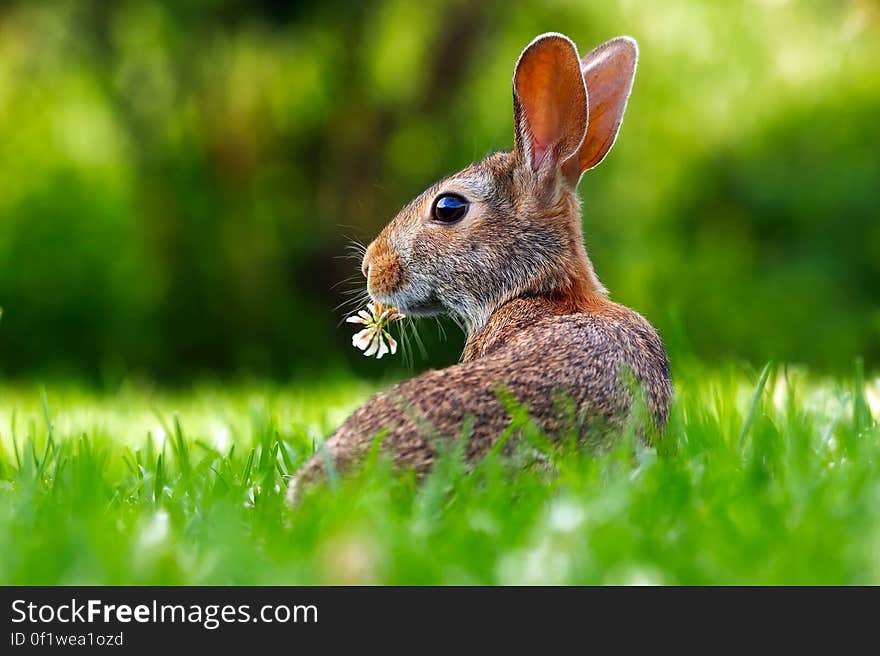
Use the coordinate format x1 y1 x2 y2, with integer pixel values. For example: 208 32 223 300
0 0 878 383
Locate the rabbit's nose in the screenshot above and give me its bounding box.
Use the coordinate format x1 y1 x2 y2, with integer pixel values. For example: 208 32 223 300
361 239 402 297
362 241 377 278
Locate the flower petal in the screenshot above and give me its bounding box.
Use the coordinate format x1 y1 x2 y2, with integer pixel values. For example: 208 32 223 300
375 337 389 359
363 335 380 357
345 315 367 324
384 331 398 355
352 327 374 350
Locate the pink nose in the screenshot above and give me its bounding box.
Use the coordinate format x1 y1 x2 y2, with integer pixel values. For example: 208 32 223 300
361 239 402 297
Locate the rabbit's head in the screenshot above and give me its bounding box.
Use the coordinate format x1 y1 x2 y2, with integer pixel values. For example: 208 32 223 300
361 34 638 332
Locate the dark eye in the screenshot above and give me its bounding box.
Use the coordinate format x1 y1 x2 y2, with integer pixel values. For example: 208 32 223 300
432 193 469 224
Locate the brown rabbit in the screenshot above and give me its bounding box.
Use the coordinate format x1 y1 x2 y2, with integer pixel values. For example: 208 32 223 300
288 33 671 503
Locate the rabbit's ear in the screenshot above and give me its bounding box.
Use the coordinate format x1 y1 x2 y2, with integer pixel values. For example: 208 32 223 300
513 33 588 182
565 36 638 180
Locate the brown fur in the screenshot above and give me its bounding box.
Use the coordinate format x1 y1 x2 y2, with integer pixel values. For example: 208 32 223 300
362 238 402 298
287 34 671 504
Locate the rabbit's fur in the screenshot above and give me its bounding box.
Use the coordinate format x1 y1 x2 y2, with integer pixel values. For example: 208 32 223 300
288 33 672 504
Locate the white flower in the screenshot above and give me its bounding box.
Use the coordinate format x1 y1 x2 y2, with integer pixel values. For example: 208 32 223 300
346 302 404 359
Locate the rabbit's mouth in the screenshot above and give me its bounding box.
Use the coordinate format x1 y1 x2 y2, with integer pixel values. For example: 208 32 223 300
401 298 443 316
371 288 443 317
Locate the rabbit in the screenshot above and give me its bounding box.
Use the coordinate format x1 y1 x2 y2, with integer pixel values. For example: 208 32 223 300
287 33 672 505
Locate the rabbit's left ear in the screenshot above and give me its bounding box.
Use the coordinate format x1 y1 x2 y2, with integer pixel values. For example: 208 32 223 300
513 33 588 185
564 37 638 182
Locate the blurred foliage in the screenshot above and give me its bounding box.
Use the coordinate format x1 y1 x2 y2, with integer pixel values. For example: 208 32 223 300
0 0 878 381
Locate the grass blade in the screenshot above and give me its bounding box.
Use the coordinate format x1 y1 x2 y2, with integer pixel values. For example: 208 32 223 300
853 356 873 435
739 361 774 444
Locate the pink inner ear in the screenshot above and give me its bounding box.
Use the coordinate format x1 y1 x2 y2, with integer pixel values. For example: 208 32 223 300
531 142 548 171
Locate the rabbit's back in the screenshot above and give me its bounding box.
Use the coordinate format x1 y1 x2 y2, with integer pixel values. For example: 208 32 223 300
294 299 671 492
464 298 672 432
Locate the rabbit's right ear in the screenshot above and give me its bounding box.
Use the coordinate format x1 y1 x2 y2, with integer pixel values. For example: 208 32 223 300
513 33 588 189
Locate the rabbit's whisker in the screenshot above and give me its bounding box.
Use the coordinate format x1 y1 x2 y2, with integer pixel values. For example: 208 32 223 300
330 276 363 291
333 293 370 315
337 286 369 296
407 318 429 360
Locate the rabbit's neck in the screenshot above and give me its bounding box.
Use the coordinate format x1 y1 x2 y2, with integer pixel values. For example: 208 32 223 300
461 285 610 363
462 227 608 362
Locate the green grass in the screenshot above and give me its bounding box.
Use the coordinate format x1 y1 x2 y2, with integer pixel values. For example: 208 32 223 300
1 362 878 585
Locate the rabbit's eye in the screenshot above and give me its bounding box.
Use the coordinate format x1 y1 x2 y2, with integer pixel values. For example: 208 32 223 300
432 194 469 224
